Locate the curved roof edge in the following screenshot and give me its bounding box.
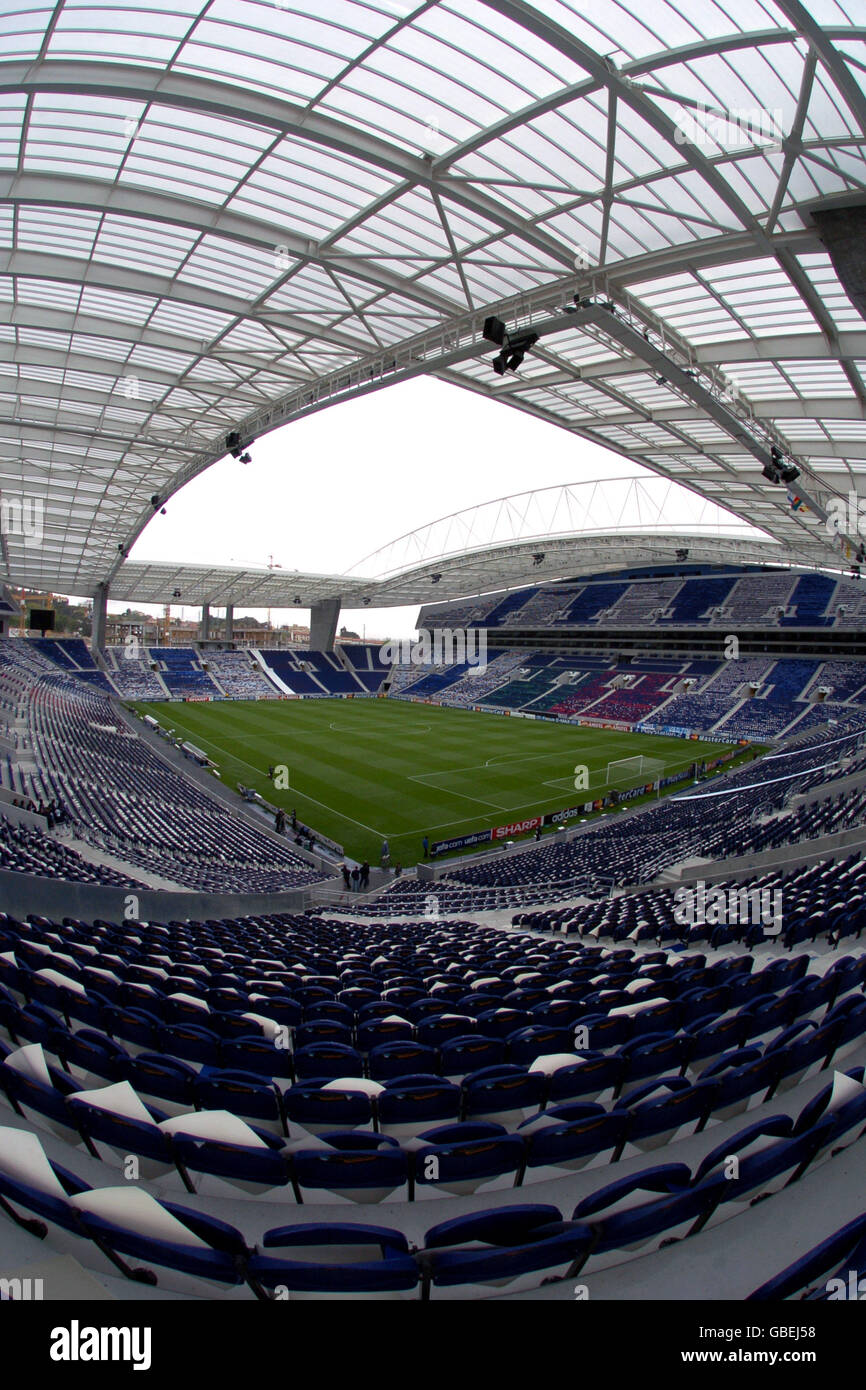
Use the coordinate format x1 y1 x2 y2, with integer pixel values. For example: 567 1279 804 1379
111 531 794 610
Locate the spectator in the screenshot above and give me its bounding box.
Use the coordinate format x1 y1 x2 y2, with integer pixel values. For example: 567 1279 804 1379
351 865 361 892
394 862 402 878
360 860 370 889
340 863 351 890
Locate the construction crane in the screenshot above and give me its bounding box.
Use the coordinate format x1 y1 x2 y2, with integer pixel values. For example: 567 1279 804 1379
227 555 283 636
266 555 282 631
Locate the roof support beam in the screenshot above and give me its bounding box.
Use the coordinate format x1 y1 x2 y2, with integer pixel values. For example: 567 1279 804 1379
0 172 459 318
0 250 378 357
0 60 573 271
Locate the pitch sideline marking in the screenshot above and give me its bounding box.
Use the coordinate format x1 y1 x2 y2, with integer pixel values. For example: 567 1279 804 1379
154 721 392 840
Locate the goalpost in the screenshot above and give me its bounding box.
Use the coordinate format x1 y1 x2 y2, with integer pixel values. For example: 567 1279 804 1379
603 754 667 787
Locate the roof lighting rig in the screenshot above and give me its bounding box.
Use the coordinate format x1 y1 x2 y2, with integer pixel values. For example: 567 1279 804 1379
482 316 539 376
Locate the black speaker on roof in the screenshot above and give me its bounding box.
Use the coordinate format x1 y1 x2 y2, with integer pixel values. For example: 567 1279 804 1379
483 315 507 346
29 608 53 634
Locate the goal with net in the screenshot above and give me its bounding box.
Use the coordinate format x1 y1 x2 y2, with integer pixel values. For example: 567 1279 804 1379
603 754 667 786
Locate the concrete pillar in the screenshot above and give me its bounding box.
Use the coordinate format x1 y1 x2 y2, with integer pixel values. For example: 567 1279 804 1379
813 203 866 319
309 598 340 651
200 603 210 641
91 582 108 651
225 604 234 642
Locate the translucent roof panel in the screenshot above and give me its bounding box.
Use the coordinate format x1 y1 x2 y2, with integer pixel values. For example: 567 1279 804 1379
0 0 863 593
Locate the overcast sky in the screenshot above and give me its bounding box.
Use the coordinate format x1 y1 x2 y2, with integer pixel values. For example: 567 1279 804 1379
119 374 753 641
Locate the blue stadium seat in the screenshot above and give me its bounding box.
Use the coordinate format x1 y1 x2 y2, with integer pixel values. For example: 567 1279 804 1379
747 1211 866 1301
292 1042 362 1082
289 1138 409 1204
368 1041 438 1082
194 1071 285 1133
462 1065 546 1124
615 1076 717 1151
414 1131 525 1195
693 1115 828 1217
420 1205 593 1298
523 1110 627 1172
250 1223 418 1299
571 1164 725 1273
357 1018 414 1050
547 1055 624 1103
283 1084 374 1133
377 1080 460 1137
440 1035 505 1076
171 1129 290 1192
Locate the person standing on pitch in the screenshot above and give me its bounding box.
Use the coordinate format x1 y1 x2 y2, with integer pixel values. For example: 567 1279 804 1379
422 835 429 858
381 838 390 870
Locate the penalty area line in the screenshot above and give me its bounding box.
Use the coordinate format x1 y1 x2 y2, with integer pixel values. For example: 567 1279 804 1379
404 777 512 813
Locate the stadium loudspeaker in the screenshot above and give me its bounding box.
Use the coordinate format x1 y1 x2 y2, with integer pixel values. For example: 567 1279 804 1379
483 315 507 346
29 608 53 634
812 203 866 320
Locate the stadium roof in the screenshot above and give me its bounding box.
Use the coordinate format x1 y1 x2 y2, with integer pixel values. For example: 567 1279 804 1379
111 532 785 608
1 1 865 597
112 475 786 606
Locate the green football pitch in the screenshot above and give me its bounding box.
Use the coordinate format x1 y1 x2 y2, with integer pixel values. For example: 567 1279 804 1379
132 698 740 868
